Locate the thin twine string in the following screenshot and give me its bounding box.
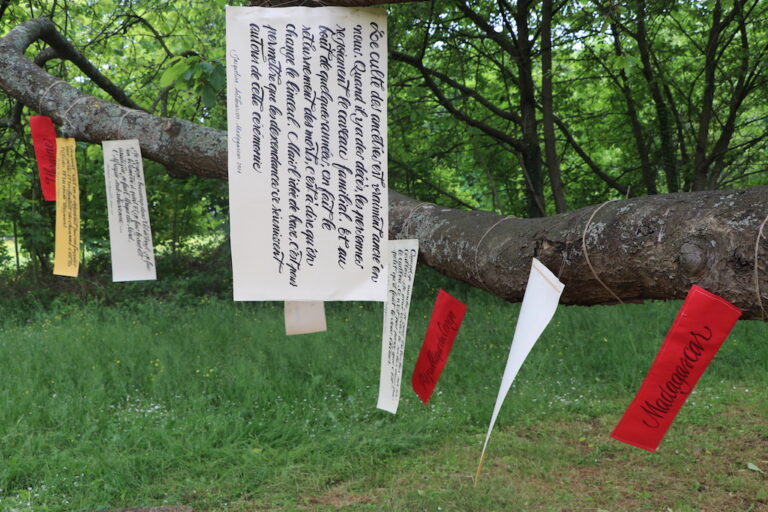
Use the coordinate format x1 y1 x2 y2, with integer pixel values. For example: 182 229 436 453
59 96 90 130
117 109 139 140
755 213 768 321
402 202 429 236
581 200 624 304
557 240 571 279
473 215 513 281
38 80 68 114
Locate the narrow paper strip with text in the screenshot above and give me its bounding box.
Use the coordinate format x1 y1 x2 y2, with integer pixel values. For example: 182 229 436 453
29 116 57 201
53 137 79 277
102 139 157 281
411 289 467 404
377 239 419 413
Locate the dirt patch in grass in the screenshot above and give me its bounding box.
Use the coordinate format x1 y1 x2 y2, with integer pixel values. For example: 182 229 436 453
299 489 375 509
289 399 766 511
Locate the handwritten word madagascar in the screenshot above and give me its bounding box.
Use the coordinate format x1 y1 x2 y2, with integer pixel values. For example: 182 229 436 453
611 285 741 452
412 289 467 404
29 116 57 201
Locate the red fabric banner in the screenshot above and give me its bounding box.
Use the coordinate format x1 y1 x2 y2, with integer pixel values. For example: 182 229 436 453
412 289 467 404
29 116 57 201
611 285 741 452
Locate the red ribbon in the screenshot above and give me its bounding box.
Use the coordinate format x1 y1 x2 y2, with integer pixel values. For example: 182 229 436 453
29 116 57 201
412 289 467 404
611 285 741 452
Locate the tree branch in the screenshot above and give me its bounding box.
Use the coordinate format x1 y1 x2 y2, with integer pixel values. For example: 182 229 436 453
122 13 174 59
393 50 525 152
391 51 523 125
550 113 629 196
390 187 768 320
454 0 520 59
1 16 766 320
390 157 478 210
27 19 145 111
249 0 425 5
0 18 224 178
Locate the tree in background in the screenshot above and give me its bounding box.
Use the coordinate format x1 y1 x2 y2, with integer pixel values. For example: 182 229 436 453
0 0 230 273
389 0 768 215
0 0 766 317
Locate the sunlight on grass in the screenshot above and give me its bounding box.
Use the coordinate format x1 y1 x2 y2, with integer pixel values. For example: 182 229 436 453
0 268 765 511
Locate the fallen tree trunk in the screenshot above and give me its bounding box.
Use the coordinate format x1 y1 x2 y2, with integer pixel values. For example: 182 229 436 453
1 18 766 319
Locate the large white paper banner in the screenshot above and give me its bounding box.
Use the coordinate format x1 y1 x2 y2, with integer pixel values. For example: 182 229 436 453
477 258 564 479
284 301 327 335
377 239 419 414
226 7 388 301
102 139 156 282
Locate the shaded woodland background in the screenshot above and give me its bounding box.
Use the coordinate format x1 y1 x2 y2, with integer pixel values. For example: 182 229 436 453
0 0 766 277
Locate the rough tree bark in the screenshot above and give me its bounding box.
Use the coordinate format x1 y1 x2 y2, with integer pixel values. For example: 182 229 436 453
391 188 767 320
1 18 767 319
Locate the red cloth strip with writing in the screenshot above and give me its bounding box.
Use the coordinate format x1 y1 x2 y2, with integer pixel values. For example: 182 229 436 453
611 285 741 452
29 116 57 201
411 289 467 405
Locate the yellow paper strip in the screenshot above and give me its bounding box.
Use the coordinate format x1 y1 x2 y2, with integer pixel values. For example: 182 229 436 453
53 137 80 277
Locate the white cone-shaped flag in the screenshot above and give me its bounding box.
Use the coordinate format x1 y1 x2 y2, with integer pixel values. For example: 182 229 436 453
476 258 564 482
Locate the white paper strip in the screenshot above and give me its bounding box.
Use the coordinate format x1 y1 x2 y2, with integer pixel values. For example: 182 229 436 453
102 139 156 282
284 301 327 335
226 7 388 301
377 239 419 413
477 258 564 478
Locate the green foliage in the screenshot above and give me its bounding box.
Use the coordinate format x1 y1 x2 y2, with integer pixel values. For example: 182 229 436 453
0 0 232 273
389 0 768 214
0 232 232 319
160 55 227 108
0 0 765 272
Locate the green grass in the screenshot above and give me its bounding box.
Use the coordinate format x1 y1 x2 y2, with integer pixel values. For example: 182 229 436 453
0 267 765 511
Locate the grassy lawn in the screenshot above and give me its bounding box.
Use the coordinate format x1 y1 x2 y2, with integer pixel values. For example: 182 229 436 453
0 268 765 511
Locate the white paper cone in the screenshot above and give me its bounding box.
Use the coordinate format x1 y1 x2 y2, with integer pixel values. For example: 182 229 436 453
477 258 564 478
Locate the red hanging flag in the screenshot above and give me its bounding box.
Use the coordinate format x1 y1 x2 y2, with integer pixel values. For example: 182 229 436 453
611 285 741 452
29 116 57 201
412 289 467 404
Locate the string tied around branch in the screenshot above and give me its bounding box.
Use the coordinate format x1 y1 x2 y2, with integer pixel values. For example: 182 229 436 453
38 80 68 114
581 200 624 304
403 202 429 236
59 96 91 131
117 108 140 140
755 213 768 320
473 215 514 282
